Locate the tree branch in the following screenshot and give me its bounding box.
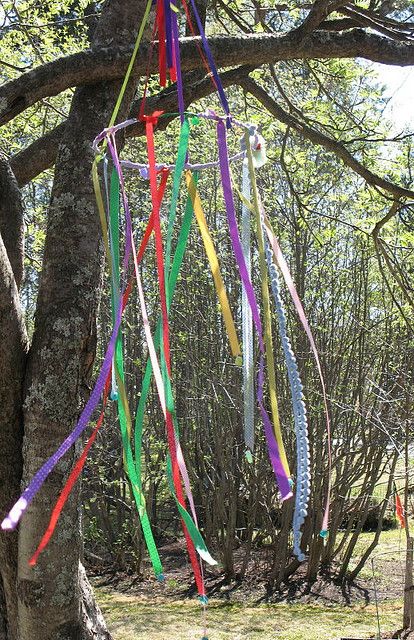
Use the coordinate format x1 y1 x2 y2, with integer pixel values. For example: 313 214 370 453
11 123 66 186
318 18 360 30
372 201 414 318
340 6 414 41
294 0 347 38
11 66 254 185
0 155 24 288
240 76 414 201
2 29 414 125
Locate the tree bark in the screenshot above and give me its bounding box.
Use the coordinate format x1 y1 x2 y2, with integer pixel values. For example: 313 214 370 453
0 161 28 640
0 580 7 640
2 29 414 127
0 156 24 289
404 537 414 631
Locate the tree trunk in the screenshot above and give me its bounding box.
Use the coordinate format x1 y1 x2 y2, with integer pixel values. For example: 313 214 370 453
0 165 28 640
0 1 148 638
0 579 8 640
403 411 414 632
403 537 414 631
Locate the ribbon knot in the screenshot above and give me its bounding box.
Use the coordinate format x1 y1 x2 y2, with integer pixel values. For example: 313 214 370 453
140 110 164 125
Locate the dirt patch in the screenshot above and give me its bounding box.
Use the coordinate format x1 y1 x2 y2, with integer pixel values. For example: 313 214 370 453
87 538 406 607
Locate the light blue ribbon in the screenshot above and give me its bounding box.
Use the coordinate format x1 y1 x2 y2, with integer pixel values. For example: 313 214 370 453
264 227 310 561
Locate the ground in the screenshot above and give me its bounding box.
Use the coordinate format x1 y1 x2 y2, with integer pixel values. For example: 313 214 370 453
95 591 402 640
91 528 409 639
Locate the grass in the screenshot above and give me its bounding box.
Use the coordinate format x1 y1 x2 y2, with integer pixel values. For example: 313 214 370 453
96 589 403 639
94 528 410 639
340 527 407 584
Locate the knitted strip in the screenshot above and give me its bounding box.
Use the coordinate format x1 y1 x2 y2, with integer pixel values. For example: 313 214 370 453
264 228 310 561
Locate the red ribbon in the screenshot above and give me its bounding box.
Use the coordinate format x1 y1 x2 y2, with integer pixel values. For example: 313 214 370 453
29 168 170 566
145 115 205 597
156 0 167 87
396 491 405 528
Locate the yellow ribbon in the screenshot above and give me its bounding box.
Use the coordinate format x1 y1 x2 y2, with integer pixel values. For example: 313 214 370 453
92 158 111 267
186 170 241 361
243 135 291 478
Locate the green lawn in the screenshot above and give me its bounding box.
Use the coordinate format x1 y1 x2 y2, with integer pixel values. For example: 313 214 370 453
96 589 403 639
341 527 407 585
95 529 409 639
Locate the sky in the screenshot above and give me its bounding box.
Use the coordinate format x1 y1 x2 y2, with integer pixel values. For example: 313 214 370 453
373 63 414 131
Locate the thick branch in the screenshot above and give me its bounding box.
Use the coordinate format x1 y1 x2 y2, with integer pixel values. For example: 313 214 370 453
2 29 414 126
241 77 414 201
11 66 253 185
11 122 68 186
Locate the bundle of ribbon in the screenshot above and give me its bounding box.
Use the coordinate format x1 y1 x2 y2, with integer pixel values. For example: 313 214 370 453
1 4 333 639
2 109 330 561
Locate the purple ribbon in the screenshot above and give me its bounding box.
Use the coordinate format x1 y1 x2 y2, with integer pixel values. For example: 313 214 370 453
1 295 125 531
187 0 230 124
216 119 292 502
107 136 133 267
163 0 174 70
1 136 134 532
171 1 185 122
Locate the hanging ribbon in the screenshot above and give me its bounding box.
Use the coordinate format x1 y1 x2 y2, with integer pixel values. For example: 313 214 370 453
108 129 214 580
133 173 216 584
166 455 216 565
107 135 168 417
156 0 167 87
134 177 196 484
144 113 210 596
395 486 405 528
216 119 292 502
171 0 185 121
244 130 291 481
264 233 310 561
28 168 170 566
132 139 200 517
234 134 314 555
107 0 153 131
107 161 165 578
185 0 231 123
262 215 332 538
108 130 214 576
1 269 127 531
2 138 138 528
164 117 190 294
241 161 255 455
180 0 214 82
28 376 111 566
185 170 241 360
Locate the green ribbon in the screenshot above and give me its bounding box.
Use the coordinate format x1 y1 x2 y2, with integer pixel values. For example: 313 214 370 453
109 168 163 579
164 117 191 306
166 455 216 566
134 174 197 475
135 120 192 470
134 152 213 558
